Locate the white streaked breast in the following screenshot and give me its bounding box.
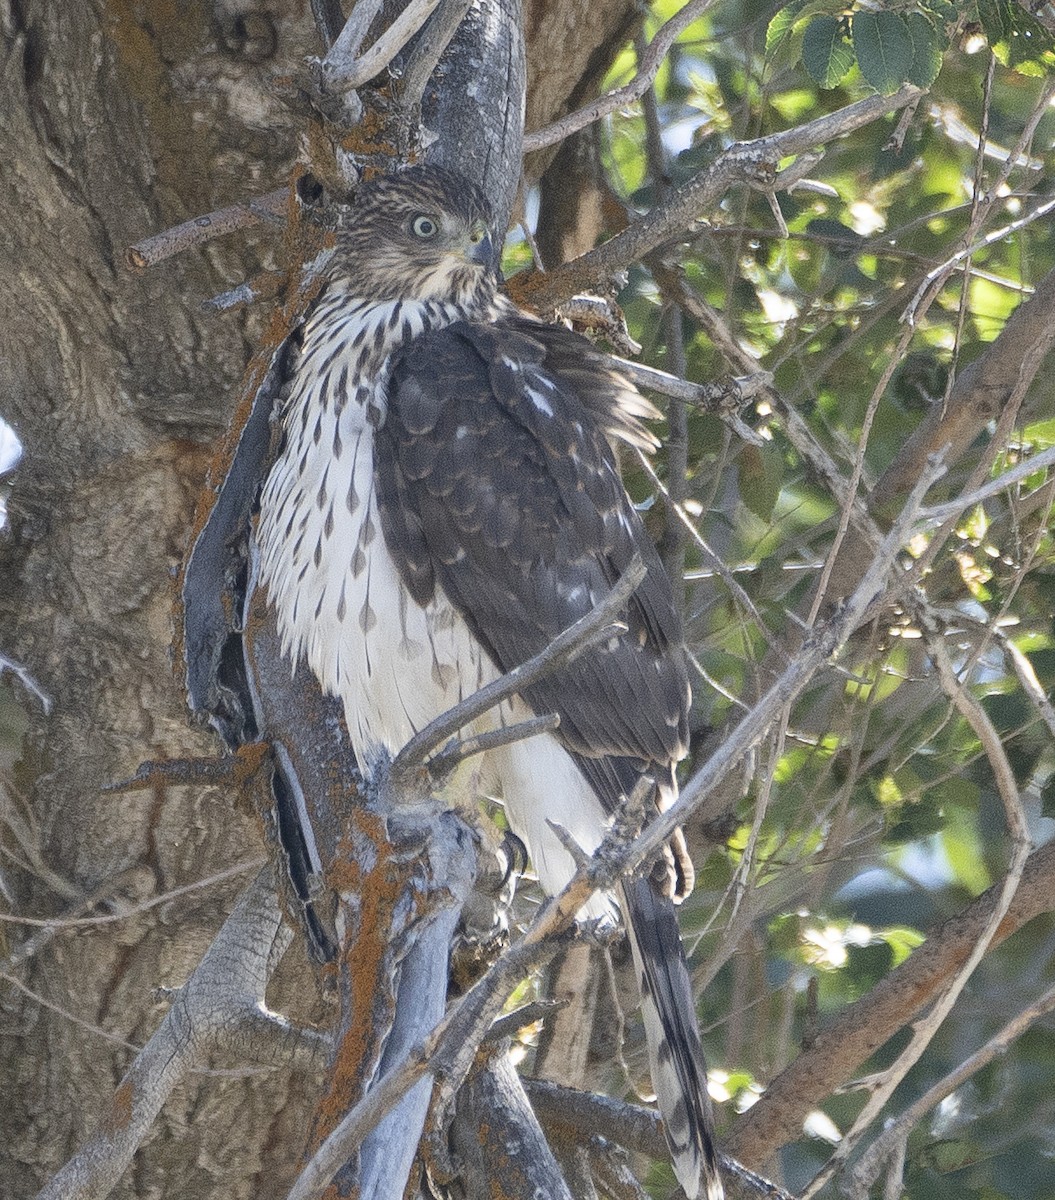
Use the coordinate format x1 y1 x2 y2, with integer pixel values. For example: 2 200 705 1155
256 296 500 773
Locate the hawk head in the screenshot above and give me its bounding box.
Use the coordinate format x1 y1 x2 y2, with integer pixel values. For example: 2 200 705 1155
334 164 497 304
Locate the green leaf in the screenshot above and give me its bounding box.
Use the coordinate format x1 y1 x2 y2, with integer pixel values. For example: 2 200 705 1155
765 0 845 69
920 0 958 20
876 925 925 966
801 15 855 88
905 10 945 87
739 443 784 523
852 10 915 94
766 1 810 59
976 0 1014 43
977 0 1055 75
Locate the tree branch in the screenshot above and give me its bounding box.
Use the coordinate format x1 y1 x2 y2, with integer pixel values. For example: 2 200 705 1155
310 0 346 49
801 627 1032 1196
525 1080 799 1199
725 837 1055 1171
522 0 719 153
847 977 1055 1196
613 358 769 447
398 0 475 106
514 87 921 312
426 712 561 778
918 442 1055 524
36 869 325 1200
319 0 439 94
126 188 288 270
389 555 645 782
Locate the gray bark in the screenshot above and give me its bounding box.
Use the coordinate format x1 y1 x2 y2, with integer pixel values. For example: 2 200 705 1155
0 1 654 1196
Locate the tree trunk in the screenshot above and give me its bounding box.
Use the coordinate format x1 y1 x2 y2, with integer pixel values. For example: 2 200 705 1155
0 3 635 1196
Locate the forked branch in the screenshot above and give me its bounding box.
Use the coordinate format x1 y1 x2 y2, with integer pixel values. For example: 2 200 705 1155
36 869 326 1200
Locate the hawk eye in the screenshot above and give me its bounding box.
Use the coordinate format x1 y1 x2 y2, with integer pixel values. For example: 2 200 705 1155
411 214 438 239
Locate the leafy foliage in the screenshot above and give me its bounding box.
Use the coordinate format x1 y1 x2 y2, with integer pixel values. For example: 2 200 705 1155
517 1 1055 1195
767 1 1055 92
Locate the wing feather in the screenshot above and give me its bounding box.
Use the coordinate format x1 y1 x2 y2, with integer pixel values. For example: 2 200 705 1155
377 319 689 784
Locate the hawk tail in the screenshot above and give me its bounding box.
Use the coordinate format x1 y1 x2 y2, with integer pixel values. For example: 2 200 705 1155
620 874 724 1200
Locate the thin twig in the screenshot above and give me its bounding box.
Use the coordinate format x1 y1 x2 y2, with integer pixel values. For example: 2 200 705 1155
0 970 143 1052
486 999 567 1043
997 629 1055 741
390 557 645 778
427 713 561 779
903 190 1055 325
0 857 263 928
321 0 439 93
918 442 1055 524
633 448 772 646
522 0 719 153
804 306 913 630
901 75 1055 330
848 978 1055 1195
0 651 52 712
126 188 288 269
613 359 768 446
801 625 1033 1198
0 868 142 970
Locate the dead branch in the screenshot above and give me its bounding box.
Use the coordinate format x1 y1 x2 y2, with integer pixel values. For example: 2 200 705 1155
659 272 886 558
426 712 561 778
318 0 439 94
0 650 52 712
0 868 146 971
872 261 1055 520
36 869 327 1200
445 1047 575 1199
286 892 582 1200
0 857 261 931
126 188 288 269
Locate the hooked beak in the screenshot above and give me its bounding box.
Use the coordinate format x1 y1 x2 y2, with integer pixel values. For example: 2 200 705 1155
466 221 493 267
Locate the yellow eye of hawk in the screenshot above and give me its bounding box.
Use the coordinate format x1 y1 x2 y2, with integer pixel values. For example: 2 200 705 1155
411 214 438 239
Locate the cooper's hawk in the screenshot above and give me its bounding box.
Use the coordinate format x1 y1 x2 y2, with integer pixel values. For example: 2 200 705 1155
254 164 722 1200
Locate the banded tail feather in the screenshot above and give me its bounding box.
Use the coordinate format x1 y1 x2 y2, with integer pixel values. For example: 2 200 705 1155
621 874 723 1200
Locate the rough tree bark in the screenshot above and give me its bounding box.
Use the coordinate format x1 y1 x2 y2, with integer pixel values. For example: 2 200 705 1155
0 2 647 1197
